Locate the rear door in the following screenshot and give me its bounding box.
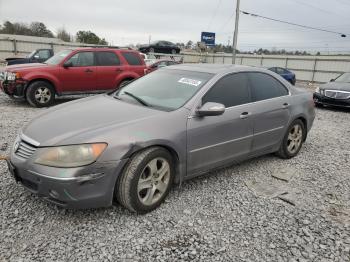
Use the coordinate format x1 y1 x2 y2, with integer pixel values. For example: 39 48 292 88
96 51 123 90
187 73 253 175
247 72 291 153
60 51 97 93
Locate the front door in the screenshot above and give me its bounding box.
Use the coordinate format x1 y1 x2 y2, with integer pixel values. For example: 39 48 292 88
187 73 253 175
60 51 97 93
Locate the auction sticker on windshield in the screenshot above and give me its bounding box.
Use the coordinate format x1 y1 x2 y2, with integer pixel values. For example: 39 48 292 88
178 78 202 86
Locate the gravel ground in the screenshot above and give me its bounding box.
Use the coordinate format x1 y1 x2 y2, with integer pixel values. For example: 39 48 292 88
0 89 350 262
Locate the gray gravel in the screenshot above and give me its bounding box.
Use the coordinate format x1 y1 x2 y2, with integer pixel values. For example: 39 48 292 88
1 90 350 262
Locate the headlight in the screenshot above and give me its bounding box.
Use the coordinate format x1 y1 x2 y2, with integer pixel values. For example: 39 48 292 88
34 143 107 167
6 72 21 81
315 87 320 93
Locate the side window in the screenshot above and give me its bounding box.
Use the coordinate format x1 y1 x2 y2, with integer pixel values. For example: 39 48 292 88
202 73 251 108
276 67 287 74
36 50 51 60
122 52 142 65
96 52 120 66
248 72 289 102
269 67 277 73
66 52 94 67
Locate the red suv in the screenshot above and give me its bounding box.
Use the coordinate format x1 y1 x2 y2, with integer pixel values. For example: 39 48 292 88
0 48 146 107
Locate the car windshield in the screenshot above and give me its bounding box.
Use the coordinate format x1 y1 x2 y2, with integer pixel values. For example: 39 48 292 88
27 50 36 58
114 69 214 111
335 72 350 83
44 49 72 65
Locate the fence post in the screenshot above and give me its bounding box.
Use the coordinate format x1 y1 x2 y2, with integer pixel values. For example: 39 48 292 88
311 59 318 82
285 57 288 68
223 54 225 64
13 39 17 55
260 56 264 66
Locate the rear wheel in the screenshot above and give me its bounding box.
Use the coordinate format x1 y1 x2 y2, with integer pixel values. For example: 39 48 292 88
116 147 174 213
276 119 305 159
26 81 55 107
171 49 177 54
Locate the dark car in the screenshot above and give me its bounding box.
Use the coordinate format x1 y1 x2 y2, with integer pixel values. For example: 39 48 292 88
145 59 180 74
5 49 54 66
313 72 350 108
139 41 181 54
7 64 315 213
268 67 296 85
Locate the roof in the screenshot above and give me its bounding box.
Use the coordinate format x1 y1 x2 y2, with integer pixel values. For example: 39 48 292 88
167 63 270 74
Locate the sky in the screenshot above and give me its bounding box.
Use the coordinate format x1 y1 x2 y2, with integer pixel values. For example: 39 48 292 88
0 0 350 53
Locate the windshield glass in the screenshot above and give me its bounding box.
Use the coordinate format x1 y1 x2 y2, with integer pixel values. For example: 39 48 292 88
114 69 214 111
45 49 72 65
27 50 36 58
335 72 350 83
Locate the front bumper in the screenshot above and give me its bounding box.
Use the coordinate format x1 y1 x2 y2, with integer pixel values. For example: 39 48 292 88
313 92 350 108
8 151 129 209
0 79 27 97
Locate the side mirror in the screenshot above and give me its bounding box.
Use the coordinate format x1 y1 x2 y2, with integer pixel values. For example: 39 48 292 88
197 102 225 117
330 79 335 82
63 61 73 68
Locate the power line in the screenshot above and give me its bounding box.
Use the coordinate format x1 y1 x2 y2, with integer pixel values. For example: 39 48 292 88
241 10 347 37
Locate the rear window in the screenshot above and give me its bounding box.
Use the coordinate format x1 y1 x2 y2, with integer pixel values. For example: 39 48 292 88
96 52 120 66
122 52 142 65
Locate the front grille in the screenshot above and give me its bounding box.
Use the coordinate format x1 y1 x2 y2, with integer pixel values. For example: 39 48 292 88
325 90 350 100
15 140 37 159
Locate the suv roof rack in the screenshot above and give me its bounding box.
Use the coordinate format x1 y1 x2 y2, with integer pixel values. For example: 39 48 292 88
85 46 134 50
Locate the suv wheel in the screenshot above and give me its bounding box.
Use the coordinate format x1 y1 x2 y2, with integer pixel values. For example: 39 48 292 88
26 81 55 107
276 119 305 159
171 49 177 54
149 48 155 53
116 147 174 213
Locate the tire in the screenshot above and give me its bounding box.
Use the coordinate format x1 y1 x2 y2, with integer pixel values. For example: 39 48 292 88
171 49 177 54
116 147 175 213
149 48 155 53
26 81 55 107
276 119 305 159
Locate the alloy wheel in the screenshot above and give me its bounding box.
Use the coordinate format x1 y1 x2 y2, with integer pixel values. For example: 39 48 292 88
34 87 51 104
287 124 303 154
137 157 170 206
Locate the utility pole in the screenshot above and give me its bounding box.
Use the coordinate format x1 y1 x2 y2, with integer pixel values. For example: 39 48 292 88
232 0 240 64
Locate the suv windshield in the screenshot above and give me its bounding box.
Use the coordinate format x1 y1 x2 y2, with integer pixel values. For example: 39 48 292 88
114 69 214 111
45 49 72 65
335 72 350 83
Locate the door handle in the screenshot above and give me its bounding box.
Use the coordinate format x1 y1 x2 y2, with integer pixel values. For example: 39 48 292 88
240 112 251 119
85 69 93 73
115 68 123 72
282 103 290 109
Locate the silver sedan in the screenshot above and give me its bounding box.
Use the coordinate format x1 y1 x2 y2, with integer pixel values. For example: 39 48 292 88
8 64 315 213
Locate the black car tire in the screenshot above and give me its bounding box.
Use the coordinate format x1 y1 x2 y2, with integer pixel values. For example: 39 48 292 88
171 49 177 54
276 119 305 159
116 147 174 213
149 48 155 53
26 81 55 108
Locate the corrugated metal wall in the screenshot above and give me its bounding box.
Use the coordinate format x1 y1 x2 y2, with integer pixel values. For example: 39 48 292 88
1 34 350 83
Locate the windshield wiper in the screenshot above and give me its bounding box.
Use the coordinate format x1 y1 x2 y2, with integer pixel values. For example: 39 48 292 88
122 91 150 107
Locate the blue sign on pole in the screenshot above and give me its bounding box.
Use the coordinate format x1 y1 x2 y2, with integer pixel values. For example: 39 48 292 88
201 32 216 46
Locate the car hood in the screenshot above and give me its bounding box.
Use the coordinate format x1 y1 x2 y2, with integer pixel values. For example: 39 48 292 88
5 63 48 72
22 95 166 146
320 82 350 91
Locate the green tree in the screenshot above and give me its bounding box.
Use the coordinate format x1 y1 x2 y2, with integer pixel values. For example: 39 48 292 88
76 30 108 45
29 22 54 37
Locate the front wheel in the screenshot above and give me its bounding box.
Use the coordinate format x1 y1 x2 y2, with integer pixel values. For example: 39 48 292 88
26 81 55 107
276 119 305 159
116 147 174 213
